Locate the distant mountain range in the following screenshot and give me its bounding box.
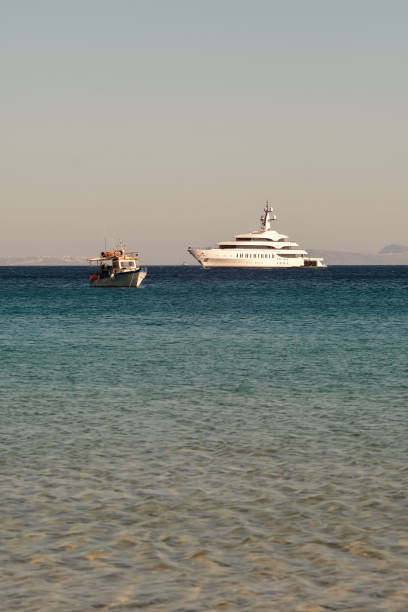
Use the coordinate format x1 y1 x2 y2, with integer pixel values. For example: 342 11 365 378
378 244 408 255
1 245 408 266
308 244 408 265
0 255 90 266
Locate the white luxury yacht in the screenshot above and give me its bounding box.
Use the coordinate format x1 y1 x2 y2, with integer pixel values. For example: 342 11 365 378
188 203 325 269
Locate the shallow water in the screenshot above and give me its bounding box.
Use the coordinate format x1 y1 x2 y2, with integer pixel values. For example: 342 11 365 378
1 266 408 610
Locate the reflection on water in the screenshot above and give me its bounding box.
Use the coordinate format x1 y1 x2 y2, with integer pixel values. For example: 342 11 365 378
1 266 408 610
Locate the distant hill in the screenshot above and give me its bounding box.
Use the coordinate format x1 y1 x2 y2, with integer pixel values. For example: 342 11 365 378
0 256 90 266
308 248 408 265
378 244 408 255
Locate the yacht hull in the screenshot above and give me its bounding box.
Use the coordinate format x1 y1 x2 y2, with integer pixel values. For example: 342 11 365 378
188 248 324 269
89 268 147 287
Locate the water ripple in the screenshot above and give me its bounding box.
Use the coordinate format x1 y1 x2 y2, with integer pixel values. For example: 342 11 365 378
1 266 408 610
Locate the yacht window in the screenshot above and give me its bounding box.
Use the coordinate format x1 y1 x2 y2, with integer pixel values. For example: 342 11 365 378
121 260 135 268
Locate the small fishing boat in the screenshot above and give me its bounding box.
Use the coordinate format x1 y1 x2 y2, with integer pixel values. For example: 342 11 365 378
89 243 147 288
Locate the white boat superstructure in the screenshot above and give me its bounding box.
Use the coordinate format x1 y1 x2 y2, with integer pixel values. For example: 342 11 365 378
188 203 325 269
89 242 147 287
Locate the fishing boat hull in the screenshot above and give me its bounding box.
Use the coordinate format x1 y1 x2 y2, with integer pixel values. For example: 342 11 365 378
89 268 147 288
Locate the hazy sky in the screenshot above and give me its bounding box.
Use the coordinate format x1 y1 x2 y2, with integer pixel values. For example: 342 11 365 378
2 0 407 262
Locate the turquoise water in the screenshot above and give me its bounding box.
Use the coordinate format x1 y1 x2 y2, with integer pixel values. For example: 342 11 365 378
1 266 408 611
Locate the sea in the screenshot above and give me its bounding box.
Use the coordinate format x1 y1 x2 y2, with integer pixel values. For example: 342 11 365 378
1 265 408 611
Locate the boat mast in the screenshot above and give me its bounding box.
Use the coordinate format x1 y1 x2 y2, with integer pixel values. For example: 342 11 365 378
261 201 277 231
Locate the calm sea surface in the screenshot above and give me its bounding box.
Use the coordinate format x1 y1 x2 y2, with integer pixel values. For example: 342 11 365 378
1 266 408 611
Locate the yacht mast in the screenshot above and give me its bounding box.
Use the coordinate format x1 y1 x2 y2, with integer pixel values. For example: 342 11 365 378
260 201 277 231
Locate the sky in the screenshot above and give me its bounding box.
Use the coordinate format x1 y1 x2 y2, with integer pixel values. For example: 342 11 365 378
1 0 407 262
